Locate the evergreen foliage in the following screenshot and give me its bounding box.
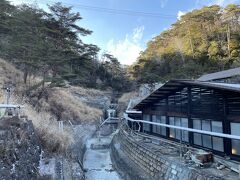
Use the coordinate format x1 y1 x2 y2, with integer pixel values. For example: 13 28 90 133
130 5 240 83
0 1 132 92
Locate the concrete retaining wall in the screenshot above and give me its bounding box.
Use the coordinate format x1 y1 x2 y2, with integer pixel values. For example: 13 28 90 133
111 129 221 180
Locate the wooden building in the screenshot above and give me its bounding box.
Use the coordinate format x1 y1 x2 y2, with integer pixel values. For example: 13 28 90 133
131 80 240 161
198 67 240 83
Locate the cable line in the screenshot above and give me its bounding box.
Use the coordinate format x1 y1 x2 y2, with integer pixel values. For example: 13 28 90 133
18 0 177 19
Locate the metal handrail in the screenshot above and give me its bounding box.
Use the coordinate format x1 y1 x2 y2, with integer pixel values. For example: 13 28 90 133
124 113 240 140
100 117 119 127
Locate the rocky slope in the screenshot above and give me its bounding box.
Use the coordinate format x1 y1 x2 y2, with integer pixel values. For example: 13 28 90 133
0 117 42 179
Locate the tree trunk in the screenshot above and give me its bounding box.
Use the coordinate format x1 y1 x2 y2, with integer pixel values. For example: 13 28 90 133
188 26 194 57
227 24 231 58
23 69 28 84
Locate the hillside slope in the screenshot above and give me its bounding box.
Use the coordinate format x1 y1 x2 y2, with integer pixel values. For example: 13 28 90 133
0 58 109 153
131 4 240 83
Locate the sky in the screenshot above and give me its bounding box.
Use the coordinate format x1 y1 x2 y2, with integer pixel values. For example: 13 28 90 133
9 0 240 65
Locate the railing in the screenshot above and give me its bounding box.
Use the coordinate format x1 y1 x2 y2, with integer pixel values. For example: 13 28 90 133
123 113 240 174
100 117 119 127
124 113 240 140
0 104 23 118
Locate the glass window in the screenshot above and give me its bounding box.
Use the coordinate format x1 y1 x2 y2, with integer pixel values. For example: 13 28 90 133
175 117 181 140
156 115 161 134
212 121 223 152
202 135 212 148
193 119 202 145
202 120 211 131
169 117 189 141
231 123 240 155
151 115 166 136
143 114 150 132
193 119 201 130
152 115 157 133
181 118 189 142
212 121 222 132
202 120 212 148
194 133 202 146
160 116 166 136
193 119 224 151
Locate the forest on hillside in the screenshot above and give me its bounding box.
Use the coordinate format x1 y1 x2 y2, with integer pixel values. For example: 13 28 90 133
0 0 132 92
1 1 240 90
130 4 240 84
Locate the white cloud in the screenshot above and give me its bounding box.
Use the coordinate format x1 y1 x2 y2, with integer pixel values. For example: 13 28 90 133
132 26 144 43
213 0 237 6
177 11 186 20
107 26 144 65
160 0 169 8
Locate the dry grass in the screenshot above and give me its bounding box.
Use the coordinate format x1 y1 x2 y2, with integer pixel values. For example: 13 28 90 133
0 58 103 153
0 59 23 103
118 91 138 116
70 86 110 97
118 92 138 104
0 58 42 102
0 59 73 153
23 104 74 153
48 88 102 123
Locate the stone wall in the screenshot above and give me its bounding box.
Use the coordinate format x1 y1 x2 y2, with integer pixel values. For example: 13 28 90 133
111 129 221 180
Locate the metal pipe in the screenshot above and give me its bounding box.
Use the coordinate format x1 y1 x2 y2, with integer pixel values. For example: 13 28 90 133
124 114 240 140
0 104 23 108
125 110 142 114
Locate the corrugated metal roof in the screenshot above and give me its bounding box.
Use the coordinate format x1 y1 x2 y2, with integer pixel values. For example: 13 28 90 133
198 67 240 81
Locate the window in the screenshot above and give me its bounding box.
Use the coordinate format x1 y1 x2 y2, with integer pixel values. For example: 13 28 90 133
169 117 189 142
181 118 189 142
152 115 166 136
143 114 150 133
175 117 181 140
160 116 166 136
202 120 212 148
152 115 157 133
212 121 223 152
193 119 223 152
193 119 202 146
231 123 240 155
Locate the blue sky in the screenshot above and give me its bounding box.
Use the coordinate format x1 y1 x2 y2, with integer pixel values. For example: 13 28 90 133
10 0 240 65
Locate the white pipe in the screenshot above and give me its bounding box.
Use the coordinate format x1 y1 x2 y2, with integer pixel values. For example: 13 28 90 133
100 117 110 127
100 117 119 127
0 104 23 108
126 110 142 114
124 114 240 140
126 99 132 110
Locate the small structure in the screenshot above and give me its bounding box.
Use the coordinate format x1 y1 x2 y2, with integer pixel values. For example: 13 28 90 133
198 67 240 83
100 104 119 127
0 86 22 118
0 104 22 118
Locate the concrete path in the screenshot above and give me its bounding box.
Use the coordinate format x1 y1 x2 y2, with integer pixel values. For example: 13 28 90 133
83 135 122 180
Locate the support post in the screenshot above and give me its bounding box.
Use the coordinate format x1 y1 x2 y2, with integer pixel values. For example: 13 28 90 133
150 113 153 135
166 97 170 138
223 95 231 156
187 86 193 145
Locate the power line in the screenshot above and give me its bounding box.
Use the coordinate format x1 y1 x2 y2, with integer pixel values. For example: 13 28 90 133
25 0 177 19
